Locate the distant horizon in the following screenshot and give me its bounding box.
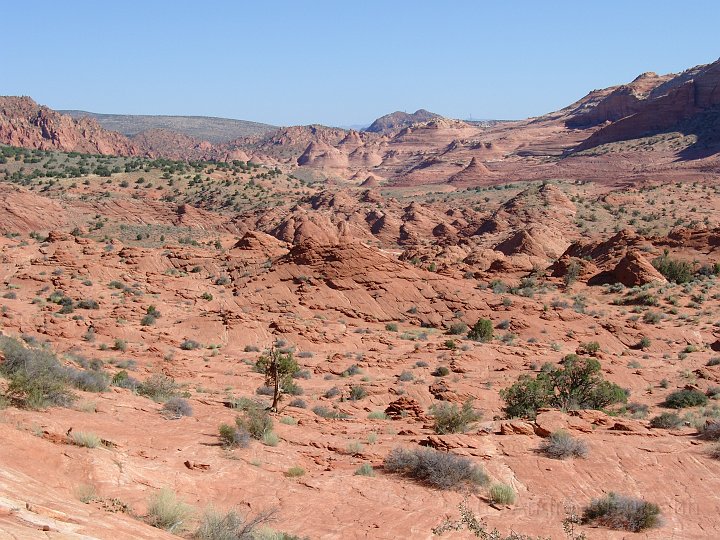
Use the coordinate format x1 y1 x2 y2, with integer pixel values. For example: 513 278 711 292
4 1 720 126
55 107 508 130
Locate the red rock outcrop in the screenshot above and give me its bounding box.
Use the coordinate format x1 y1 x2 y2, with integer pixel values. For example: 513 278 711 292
0 97 141 155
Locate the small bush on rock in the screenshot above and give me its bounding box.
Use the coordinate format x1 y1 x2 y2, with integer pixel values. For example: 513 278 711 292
582 492 661 532
538 430 588 459
383 446 488 490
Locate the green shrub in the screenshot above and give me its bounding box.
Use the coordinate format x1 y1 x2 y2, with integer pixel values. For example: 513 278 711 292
354 463 375 477
312 406 350 419
138 374 179 402
348 385 368 401
467 318 493 342
430 399 482 434
236 406 273 439
0 337 75 408
218 423 250 448
652 251 694 283
145 487 193 533
500 354 627 418
580 341 600 355
284 466 305 478
432 366 450 377
76 299 99 310
649 412 683 429
582 492 661 532
70 431 101 448
383 446 488 490
663 389 707 409
180 339 201 350
489 483 516 505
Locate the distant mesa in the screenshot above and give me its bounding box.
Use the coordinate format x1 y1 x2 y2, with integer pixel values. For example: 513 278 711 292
364 109 442 134
60 110 278 144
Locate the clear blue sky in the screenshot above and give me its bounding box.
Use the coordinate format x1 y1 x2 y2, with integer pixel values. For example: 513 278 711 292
5 0 719 126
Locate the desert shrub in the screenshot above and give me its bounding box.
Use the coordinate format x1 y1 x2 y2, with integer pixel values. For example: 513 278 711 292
432 366 450 377
312 406 349 419
256 385 275 396
489 483 516 505
194 507 275 540
141 314 157 326
698 421 720 440
501 354 627 418
367 410 388 420
342 364 362 377
348 385 367 401
218 423 250 448
288 398 306 409
244 345 260 353
707 358 720 367
707 443 720 460
663 389 707 409
623 401 649 418
579 341 600 355
582 492 661 532
538 430 588 459
236 406 273 439
262 431 280 446
383 446 488 490
385 323 398 332
324 386 341 399
0 337 75 408
638 336 651 349
642 311 661 324
430 399 482 434
180 339 201 350
398 370 414 382
649 412 682 429
76 299 99 310
354 463 375 477
652 251 694 283
138 374 179 402
70 431 101 448
162 397 193 418
66 367 109 392
112 370 140 390
146 487 193 533
293 369 312 379
214 275 231 286
284 466 305 478
467 318 493 342
284 380 304 396
447 322 468 335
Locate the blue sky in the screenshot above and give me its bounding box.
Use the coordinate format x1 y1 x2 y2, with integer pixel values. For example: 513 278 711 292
5 1 719 126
